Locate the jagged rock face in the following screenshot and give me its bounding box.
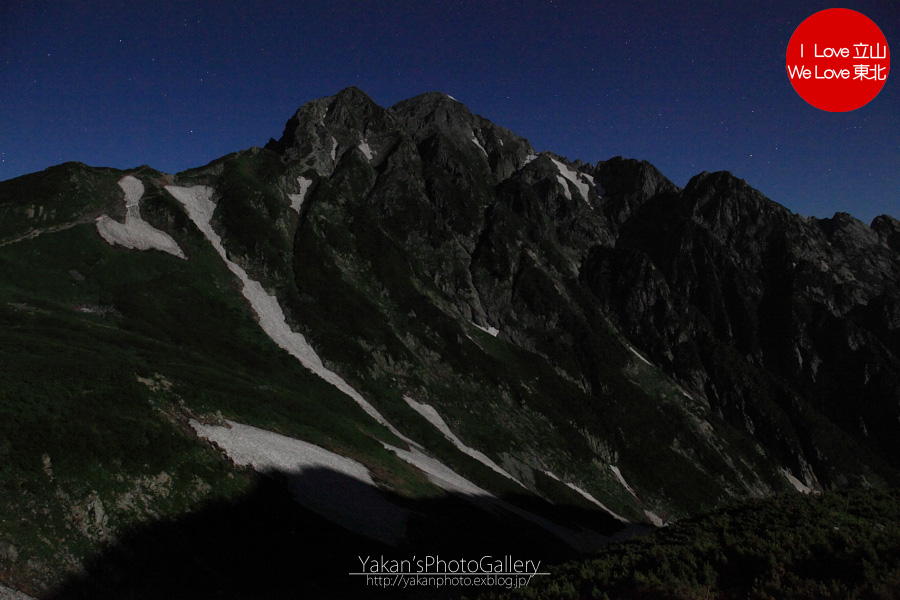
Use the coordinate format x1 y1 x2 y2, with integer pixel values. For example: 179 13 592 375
246 89 795 514
391 92 536 182
872 214 900 252
4 90 899 593
266 86 402 176
257 88 900 496
593 156 679 229
585 169 900 482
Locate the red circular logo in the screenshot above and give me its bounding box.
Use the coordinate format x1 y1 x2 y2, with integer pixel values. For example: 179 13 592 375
786 8 890 112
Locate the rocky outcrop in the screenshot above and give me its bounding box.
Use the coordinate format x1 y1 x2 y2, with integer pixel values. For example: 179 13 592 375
585 170 900 485
264 89 900 491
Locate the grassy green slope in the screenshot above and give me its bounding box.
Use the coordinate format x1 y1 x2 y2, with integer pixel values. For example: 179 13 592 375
0 166 441 592
0 145 822 592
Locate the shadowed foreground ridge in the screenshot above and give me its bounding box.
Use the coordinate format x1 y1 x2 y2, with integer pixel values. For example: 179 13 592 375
47 468 618 600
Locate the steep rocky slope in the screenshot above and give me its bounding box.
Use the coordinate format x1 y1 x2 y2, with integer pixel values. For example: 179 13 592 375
0 87 897 597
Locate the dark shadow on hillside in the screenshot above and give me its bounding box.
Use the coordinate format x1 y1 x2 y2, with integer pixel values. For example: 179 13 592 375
45 467 648 600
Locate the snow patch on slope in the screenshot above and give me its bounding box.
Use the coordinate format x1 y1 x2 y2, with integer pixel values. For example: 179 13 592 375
543 470 630 523
780 467 813 493
288 176 313 213
627 344 653 367
556 175 572 200
471 133 488 156
358 139 373 160
387 443 488 497
610 465 638 497
96 176 185 259
608 467 663 526
566 482 630 523
166 184 410 443
404 396 521 485
330 136 338 161
643 510 665 527
191 419 406 544
473 322 500 337
550 158 593 204
390 444 611 552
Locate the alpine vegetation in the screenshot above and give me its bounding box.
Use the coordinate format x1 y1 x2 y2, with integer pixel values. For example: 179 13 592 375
0 88 898 598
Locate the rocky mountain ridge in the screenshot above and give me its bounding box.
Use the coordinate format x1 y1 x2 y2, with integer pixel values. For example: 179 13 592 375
0 87 897 597
262 86 900 490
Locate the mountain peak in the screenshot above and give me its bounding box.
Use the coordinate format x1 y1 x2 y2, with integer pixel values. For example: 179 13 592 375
390 91 479 136
333 85 371 100
684 169 742 190
391 90 461 110
326 86 385 122
266 87 397 173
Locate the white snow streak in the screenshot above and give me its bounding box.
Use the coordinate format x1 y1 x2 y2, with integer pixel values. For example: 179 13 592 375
330 136 338 161
358 139 373 160
165 184 409 443
550 158 593 204
627 345 653 367
542 471 629 523
404 396 521 485
390 444 611 552
470 133 488 156
388 443 489 497
556 175 572 200
96 176 185 259
288 176 313 213
473 322 500 337
191 420 406 544
610 465 638 497
643 510 665 527
566 482 630 523
523 154 538 166
780 467 812 493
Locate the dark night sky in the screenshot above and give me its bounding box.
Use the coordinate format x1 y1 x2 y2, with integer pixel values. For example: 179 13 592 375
1 1 897 223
